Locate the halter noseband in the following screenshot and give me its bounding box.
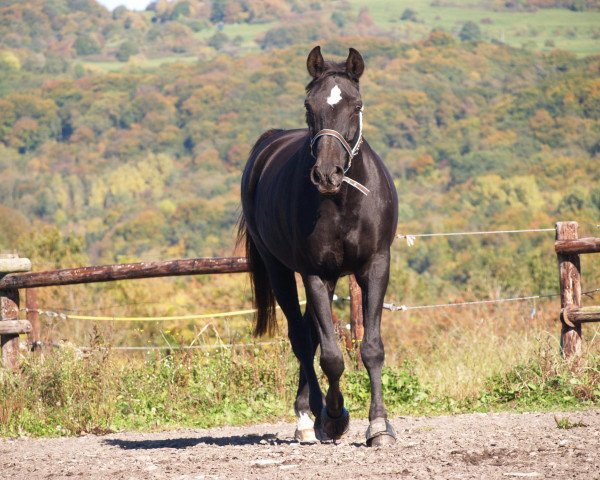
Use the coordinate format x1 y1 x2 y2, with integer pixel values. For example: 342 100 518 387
309 109 369 196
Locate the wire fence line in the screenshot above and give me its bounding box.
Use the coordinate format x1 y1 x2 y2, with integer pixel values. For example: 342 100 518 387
23 288 600 323
24 307 259 322
396 227 556 246
42 289 600 354
51 340 287 352
21 301 307 322
382 294 557 312
396 223 600 246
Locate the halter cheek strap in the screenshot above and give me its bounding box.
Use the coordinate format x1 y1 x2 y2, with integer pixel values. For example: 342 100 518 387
309 110 369 196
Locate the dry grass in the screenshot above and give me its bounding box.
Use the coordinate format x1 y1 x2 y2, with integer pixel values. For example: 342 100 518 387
381 300 600 401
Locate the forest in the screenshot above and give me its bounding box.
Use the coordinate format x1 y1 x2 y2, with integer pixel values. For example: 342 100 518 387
0 0 599 435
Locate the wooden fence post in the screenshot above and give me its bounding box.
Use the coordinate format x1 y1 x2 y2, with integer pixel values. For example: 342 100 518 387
26 288 41 351
349 274 364 367
0 254 32 370
556 222 582 359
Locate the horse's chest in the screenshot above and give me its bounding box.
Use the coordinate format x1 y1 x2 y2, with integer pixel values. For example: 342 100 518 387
303 214 361 272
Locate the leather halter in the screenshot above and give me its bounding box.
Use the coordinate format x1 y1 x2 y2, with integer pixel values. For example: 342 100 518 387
309 109 369 196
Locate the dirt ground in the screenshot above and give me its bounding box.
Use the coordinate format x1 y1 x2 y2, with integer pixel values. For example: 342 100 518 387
2 410 599 479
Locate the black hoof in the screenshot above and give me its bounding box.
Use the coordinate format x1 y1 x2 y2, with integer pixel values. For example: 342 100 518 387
366 418 397 447
314 424 330 442
320 406 350 440
367 433 396 446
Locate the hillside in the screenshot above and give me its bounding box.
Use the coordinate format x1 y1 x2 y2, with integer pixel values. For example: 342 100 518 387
0 0 599 340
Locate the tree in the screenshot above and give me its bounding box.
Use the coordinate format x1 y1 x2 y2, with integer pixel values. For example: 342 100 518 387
112 5 128 20
116 40 138 61
459 21 482 42
331 12 347 28
207 31 228 50
74 34 101 55
210 0 227 23
170 1 190 20
0 51 21 73
400 8 418 22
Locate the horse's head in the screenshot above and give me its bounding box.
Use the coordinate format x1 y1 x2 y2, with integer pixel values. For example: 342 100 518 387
305 46 365 196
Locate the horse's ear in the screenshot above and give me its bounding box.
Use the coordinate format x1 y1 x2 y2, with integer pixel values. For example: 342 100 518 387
307 46 324 79
346 48 364 80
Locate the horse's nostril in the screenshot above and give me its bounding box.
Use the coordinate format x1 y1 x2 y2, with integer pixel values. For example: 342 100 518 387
327 166 344 185
310 166 322 185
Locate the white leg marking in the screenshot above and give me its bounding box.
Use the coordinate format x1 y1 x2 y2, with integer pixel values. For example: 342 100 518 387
295 412 317 442
297 412 314 430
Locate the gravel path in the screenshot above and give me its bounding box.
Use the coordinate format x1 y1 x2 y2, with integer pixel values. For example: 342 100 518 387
2 410 599 479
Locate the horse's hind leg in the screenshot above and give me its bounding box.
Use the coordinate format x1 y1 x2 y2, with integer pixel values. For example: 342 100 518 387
303 275 349 441
355 253 397 446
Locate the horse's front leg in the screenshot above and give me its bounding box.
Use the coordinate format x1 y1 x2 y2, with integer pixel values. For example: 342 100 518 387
293 313 321 442
355 252 397 446
303 275 349 441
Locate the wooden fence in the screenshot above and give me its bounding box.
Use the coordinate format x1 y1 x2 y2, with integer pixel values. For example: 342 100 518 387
1 220 599 369
0 254 364 369
555 221 600 359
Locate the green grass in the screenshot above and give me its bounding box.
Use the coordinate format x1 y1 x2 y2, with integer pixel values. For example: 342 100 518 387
194 21 277 51
81 55 199 73
554 415 587 429
1 336 598 438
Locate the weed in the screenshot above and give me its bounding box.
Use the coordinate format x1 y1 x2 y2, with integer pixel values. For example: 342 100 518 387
344 363 428 415
554 415 587 429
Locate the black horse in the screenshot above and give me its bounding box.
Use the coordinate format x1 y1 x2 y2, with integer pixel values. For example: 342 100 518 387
239 46 398 446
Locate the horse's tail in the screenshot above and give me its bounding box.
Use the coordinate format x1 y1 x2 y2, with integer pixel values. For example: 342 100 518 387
236 215 277 337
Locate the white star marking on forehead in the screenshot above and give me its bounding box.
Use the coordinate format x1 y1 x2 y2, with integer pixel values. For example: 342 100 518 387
326 85 342 106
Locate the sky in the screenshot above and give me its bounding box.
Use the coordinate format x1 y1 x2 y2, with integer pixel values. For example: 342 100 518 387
96 0 153 11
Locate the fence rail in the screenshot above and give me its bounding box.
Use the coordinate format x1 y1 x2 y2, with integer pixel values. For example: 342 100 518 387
555 237 600 255
0 257 249 290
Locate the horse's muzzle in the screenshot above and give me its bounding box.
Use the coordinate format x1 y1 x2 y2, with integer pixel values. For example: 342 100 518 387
310 164 344 195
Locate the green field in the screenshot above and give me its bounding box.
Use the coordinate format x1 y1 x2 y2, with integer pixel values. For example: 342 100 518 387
84 0 600 73
194 21 278 49
82 55 199 72
348 0 600 55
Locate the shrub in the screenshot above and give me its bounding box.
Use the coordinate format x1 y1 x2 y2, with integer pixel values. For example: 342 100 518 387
74 35 101 56
116 41 139 62
459 21 482 42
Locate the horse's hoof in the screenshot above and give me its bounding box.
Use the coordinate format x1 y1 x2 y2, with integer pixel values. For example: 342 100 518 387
294 427 317 443
294 412 317 443
321 406 350 440
314 425 331 442
368 433 396 446
366 418 397 447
